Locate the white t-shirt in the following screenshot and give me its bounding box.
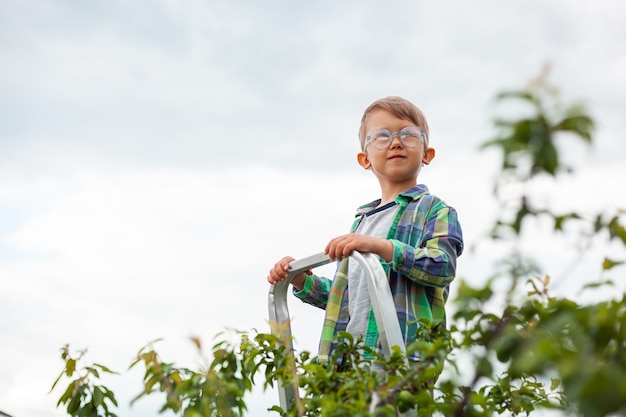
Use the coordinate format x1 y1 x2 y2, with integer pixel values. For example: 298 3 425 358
345 201 399 338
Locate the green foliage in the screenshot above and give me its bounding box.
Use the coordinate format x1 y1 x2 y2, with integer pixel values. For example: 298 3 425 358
50 345 119 417
127 334 258 416
51 69 626 416
490 280 626 417
482 65 594 181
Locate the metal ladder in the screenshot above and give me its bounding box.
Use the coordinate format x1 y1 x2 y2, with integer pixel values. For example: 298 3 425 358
268 251 415 415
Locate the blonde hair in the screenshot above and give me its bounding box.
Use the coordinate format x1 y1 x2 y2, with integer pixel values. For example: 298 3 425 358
358 96 430 150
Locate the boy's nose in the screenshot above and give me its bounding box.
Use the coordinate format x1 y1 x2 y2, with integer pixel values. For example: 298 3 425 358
389 134 403 148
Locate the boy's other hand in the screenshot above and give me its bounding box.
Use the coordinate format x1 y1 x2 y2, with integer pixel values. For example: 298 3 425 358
267 256 311 290
268 256 295 284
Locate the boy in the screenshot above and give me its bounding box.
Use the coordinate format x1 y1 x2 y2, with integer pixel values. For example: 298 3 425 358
267 96 463 364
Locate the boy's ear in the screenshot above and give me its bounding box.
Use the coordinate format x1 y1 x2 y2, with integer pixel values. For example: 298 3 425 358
357 152 371 170
422 147 436 165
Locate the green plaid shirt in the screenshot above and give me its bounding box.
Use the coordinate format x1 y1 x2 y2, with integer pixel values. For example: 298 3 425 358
294 184 464 363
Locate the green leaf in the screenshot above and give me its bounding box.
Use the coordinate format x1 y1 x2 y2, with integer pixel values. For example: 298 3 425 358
57 380 76 407
93 363 117 375
495 90 537 104
93 386 104 407
67 384 83 414
50 371 65 393
534 137 559 175
608 216 626 244
66 358 76 376
602 257 624 271
553 112 594 143
103 387 119 407
512 201 531 234
553 212 580 231
84 366 100 378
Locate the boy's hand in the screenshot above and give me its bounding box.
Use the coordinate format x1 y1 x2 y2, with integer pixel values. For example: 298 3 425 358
267 256 310 290
325 234 394 262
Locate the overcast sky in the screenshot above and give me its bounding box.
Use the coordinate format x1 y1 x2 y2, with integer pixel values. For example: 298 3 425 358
1 1 625 416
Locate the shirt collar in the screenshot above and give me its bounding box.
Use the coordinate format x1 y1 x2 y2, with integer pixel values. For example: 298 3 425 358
355 184 430 215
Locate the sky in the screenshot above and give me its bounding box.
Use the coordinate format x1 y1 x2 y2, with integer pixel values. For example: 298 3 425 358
1 0 625 416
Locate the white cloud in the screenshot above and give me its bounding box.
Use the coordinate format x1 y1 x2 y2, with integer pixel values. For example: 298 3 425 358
1 1 625 416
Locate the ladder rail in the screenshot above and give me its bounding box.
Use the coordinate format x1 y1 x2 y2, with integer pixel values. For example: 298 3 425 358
267 251 407 411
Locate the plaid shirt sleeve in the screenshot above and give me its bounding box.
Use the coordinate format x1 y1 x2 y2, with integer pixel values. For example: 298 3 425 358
292 273 332 309
390 196 463 287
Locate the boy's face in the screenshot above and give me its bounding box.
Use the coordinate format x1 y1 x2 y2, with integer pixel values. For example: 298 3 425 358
358 108 435 188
